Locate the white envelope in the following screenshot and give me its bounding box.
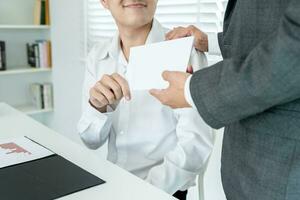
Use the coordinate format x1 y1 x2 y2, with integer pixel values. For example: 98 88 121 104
127 36 194 90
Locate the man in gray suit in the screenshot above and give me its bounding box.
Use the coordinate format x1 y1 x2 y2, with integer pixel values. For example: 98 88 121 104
150 0 300 199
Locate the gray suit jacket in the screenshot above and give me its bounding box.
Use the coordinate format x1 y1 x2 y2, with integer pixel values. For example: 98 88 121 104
190 0 300 199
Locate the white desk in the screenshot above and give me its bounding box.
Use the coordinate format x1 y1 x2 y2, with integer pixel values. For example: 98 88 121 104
0 103 176 200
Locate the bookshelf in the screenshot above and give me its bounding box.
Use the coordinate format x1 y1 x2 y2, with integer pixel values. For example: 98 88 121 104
0 67 51 75
0 0 53 121
0 25 50 29
16 104 53 115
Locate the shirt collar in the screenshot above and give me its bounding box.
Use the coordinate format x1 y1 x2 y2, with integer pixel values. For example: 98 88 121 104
108 33 121 60
145 19 166 44
99 19 166 61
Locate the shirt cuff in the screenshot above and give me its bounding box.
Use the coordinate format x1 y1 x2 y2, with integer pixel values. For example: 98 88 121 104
77 104 114 149
86 103 113 119
207 33 221 55
184 75 197 109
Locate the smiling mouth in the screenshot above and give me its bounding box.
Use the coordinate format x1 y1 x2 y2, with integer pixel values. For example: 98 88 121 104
123 2 147 8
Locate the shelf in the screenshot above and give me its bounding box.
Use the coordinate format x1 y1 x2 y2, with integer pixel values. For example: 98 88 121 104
15 104 53 115
0 68 52 76
0 25 50 29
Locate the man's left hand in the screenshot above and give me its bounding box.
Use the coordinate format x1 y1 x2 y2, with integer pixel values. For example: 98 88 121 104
149 71 191 109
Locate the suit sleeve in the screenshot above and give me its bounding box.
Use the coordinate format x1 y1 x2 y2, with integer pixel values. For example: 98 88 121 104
190 0 300 129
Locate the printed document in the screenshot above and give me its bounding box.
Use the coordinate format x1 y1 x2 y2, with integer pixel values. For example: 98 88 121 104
0 136 53 168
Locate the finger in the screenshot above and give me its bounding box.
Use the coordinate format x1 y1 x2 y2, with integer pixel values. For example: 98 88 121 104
149 89 168 106
165 30 174 40
172 30 192 39
186 65 194 74
95 82 115 104
166 31 176 40
168 28 191 40
101 78 123 100
89 96 102 108
90 88 109 107
111 73 131 100
166 27 182 40
187 25 196 35
149 89 163 102
168 29 183 39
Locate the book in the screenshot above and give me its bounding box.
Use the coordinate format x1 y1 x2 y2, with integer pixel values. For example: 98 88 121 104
42 83 53 109
40 0 46 25
34 0 49 25
33 43 40 68
45 0 50 25
0 41 6 71
46 41 52 67
26 41 51 68
34 0 41 25
26 43 36 67
0 45 1 70
30 83 54 110
30 83 43 109
37 41 44 68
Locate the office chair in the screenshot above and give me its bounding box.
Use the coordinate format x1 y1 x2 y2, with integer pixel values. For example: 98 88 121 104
198 129 226 200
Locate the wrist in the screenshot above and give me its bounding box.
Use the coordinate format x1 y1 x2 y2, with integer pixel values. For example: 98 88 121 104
201 33 208 52
89 100 107 113
191 26 208 52
196 33 208 52
184 75 197 109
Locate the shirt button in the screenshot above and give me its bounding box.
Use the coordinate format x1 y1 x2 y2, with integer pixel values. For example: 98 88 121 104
120 131 124 135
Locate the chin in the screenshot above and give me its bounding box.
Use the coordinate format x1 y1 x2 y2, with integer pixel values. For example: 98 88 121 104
125 17 152 28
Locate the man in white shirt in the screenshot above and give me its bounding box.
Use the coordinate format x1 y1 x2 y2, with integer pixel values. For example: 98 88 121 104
77 1 213 199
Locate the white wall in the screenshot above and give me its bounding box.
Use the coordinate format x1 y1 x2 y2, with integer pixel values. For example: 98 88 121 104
49 0 85 144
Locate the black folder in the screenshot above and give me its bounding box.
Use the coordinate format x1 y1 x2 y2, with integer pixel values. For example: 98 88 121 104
0 154 105 200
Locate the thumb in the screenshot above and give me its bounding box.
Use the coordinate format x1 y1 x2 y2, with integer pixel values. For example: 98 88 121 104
162 71 172 82
149 89 162 98
149 89 165 103
149 89 169 106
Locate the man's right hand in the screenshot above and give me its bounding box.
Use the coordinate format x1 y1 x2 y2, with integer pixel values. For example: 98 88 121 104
166 25 208 52
89 73 131 112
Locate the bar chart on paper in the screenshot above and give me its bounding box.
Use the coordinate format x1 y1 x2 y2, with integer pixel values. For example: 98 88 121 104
0 142 32 155
0 137 54 168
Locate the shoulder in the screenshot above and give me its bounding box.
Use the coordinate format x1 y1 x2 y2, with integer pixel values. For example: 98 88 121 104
85 38 114 76
87 38 112 62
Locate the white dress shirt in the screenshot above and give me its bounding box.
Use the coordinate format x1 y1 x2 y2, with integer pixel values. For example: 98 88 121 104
77 19 213 195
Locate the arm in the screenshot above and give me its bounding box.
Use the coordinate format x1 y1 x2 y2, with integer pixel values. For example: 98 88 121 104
145 108 214 194
77 53 113 149
190 0 300 129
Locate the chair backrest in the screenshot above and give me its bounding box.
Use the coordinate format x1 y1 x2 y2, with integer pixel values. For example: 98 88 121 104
198 128 227 200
